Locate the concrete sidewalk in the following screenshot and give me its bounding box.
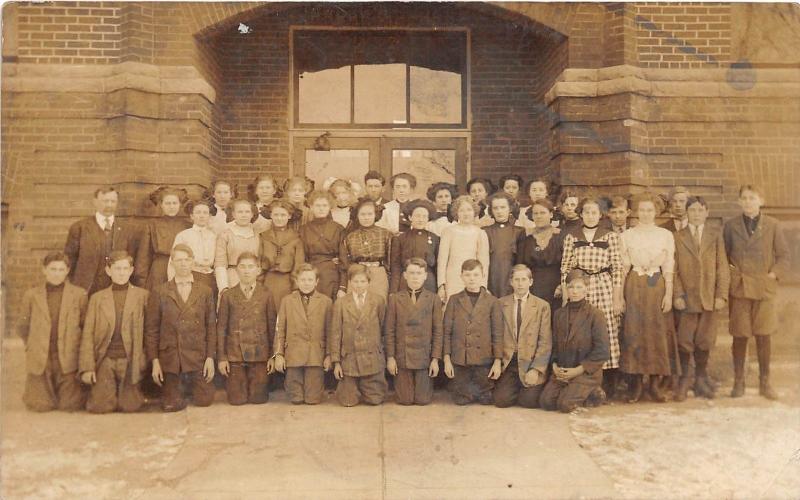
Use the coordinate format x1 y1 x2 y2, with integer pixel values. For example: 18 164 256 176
1 338 615 499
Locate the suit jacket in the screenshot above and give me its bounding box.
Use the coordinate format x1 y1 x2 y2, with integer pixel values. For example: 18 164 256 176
274 291 332 368
673 225 730 312
384 289 443 370
498 294 552 387
659 218 686 234
552 300 608 375
17 282 88 375
723 214 789 300
64 216 142 293
79 285 149 384
217 285 277 363
329 292 386 377
443 288 503 366
144 279 216 374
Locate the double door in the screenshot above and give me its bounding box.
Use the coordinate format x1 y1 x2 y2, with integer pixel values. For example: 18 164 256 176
293 136 467 198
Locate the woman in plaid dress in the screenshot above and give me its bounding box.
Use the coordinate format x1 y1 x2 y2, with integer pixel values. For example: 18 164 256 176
560 197 624 399
339 197 392 300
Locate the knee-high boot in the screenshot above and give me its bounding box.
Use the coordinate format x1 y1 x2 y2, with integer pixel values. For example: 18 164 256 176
731 337 748 398
755 336 778 400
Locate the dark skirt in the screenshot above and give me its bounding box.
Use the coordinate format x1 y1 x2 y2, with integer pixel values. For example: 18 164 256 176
620 272 674 376
145 254 171 291
264 271 293 306
530 263 561 313
314 260 340 301
192 271 217 300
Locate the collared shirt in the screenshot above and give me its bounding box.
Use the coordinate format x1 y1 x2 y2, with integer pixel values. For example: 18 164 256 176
689 223 704 245
743 213 761 236
674 218 688 231
407 287 421 304
95 212 114 230
354 291 366 309
172 225 217 276
174 274 194 302
240 282 256 300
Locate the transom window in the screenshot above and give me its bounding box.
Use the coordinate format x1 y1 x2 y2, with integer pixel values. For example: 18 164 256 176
292 28 468 128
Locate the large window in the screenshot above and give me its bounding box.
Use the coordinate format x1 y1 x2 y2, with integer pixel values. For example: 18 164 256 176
293 28 468 128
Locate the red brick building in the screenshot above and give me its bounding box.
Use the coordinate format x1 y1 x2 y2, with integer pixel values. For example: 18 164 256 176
2 2 799 326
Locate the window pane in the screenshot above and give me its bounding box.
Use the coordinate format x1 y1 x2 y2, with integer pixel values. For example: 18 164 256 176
392 150 456 190
354 64 406 124
305 149 370 191
299 66 351 124
410 67 462 124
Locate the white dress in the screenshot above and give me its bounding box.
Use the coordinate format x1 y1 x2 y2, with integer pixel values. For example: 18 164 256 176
437 223 490 299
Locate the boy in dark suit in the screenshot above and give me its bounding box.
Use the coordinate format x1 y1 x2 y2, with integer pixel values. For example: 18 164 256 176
492 265 552 408
79 251 149 413
330 264 388 406
723 185 789 399
672 196 730 401
217 252 277 405
385 257 443 405
145 244 217 411
17 252 88 412
443 259 503 405
64 186 141 295
540 270 609 412
273 264 333 404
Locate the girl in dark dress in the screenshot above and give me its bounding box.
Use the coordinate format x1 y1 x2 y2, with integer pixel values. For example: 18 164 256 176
483 192 525 298
516 199 564 313
466 177 496 228
259 200 305 306
389 199 440 293
299 191 346 300
555 189 583 234
426 182 457 237
282 176 313 231
136 186 191 290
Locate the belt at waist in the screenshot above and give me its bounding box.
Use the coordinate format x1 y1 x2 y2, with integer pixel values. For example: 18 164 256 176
577 266 611 276
630 267 662 277
357 260 383 267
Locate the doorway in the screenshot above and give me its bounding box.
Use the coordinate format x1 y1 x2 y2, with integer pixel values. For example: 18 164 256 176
293 135 467 198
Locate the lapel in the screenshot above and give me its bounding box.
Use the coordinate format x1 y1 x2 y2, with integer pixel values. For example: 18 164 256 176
58 284 79 345
565 301 591 346
98 288 117 332
165 280 199 311
520 296 537 335
111 220 126 249
677 228 699 258
305 292 322 320
699 226 714 255
731 216 751 246
746 215 765 246
33 285 51 324
457 292 474 316
86 217 106 253
501 297 515 337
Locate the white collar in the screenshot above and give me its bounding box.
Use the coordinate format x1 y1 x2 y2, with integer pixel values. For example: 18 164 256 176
513 292 530 303
95 213 114 228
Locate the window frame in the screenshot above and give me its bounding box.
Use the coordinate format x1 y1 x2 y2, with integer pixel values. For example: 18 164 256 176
289 25 471 130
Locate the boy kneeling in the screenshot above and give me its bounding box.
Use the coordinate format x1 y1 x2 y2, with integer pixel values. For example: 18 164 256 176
80 251 149 413
217 252 277 405
540 270 608 412
385 258 443 405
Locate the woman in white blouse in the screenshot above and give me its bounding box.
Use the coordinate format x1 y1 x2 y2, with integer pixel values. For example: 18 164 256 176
619 192 677 403
214 199 261 293
169 199 218 297
437 195 490 301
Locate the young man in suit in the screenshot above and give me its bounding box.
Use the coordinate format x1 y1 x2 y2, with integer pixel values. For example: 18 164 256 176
606 195 633 234
443 259 504 405
145 244 217 411
492 265 552 408
64 186 142 295
330 264 388 406
672 196 730 401
272 264 333 404
79 251 149 413
723 185 789 400
385 258 443 406
17 252 89 412
540 270 609 412
377 173 417 235
363 170 386 207
217 252 277 405
660 186 690 233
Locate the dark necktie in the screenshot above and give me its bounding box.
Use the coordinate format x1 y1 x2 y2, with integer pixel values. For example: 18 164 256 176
516 298 523 338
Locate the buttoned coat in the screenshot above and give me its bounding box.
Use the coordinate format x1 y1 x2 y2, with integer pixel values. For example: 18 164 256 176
723 214 789 300
498 294 552 387
673 225 730 312
443 288 503 366
17 282 88 375
329 292 386 377
274 291 332 368
144 280 216 374
217 285 277 363
79 285 149 384
64 217 142 293
384 289 443 370
552 301 609 375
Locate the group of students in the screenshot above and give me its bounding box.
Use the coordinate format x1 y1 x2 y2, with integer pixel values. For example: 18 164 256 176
16 170 789 413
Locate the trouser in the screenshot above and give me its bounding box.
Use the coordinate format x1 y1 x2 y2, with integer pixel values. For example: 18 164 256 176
285 366 325 404
226 362 269 405
729 296 777 337
161 371 216 411
23 350 85 412
86 356 144 414
732 336 773 381
394 367 433 405
336 371 387 407
678 310 717 352
492 357 544 408
449 364 494 405
540 370 602 413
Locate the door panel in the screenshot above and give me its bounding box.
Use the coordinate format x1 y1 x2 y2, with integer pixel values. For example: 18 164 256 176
293 137 380 191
